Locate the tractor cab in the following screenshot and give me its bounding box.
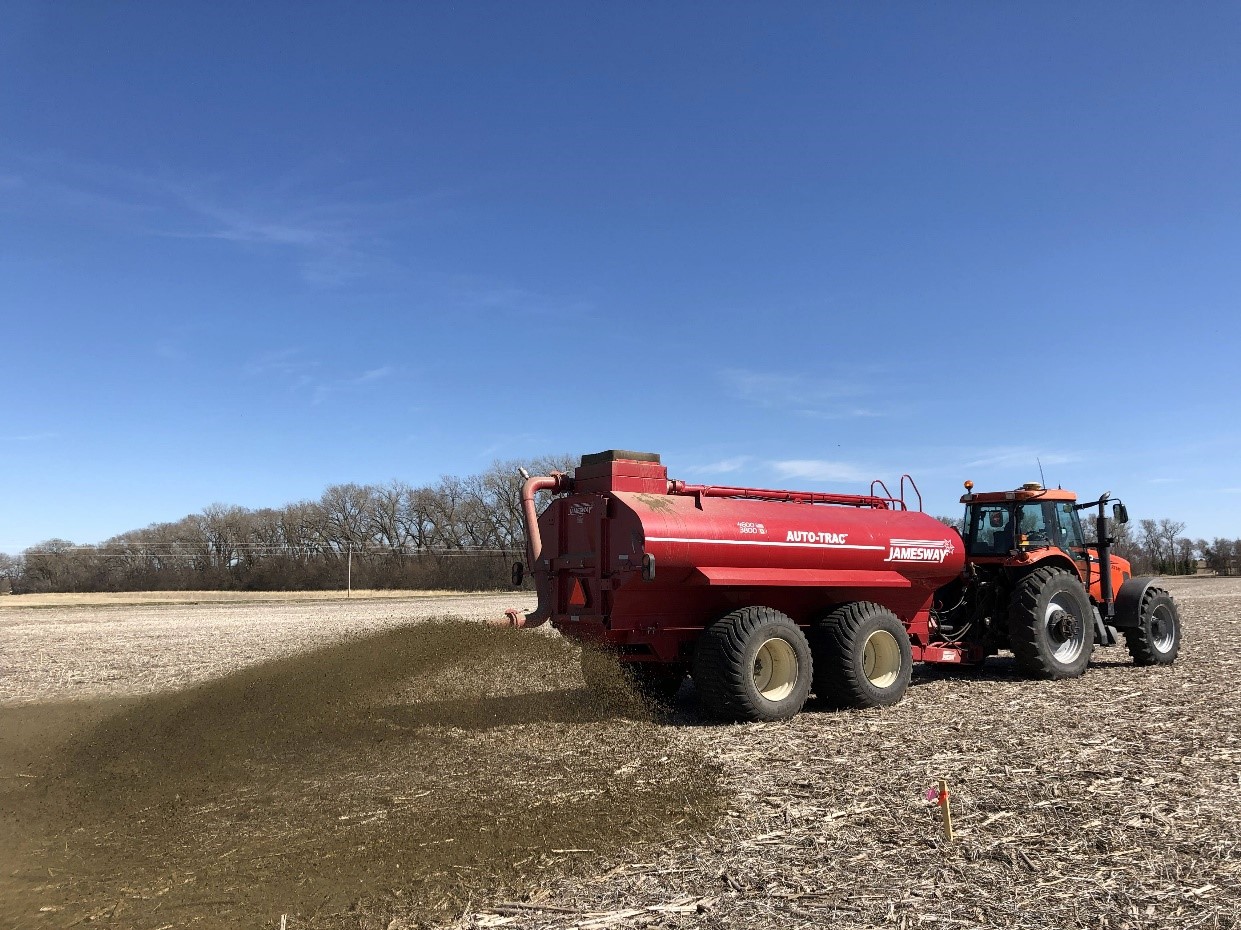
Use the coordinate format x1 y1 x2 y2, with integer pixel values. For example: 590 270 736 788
962 483 1087 560
959 481 1136 619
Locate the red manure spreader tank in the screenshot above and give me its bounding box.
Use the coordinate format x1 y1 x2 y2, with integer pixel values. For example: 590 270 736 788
503 451 1181 722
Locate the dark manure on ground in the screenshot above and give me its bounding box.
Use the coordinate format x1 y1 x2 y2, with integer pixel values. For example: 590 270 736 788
0 622 723 929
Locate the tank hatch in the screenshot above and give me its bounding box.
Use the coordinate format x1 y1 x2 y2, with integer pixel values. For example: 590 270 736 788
574 450 667 493
580 450 661 466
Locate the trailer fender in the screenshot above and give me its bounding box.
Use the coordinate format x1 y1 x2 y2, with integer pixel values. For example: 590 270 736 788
1112 576 1162 630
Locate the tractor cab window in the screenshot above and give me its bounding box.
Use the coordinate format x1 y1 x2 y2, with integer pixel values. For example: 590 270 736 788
965 504 1015 555
1055 502 1085 550
1016 502 1052 548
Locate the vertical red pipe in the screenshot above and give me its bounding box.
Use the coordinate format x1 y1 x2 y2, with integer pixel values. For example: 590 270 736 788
522 475 561 568
506 473 568 628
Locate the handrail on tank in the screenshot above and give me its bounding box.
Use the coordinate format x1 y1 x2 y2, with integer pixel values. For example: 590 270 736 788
900 474 923 512
870 478 896 507
668 481 892 509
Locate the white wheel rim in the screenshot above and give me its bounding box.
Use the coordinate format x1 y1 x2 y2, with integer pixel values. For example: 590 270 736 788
1045 593 1086 663
863 630 902 688
753 637 798 702
1151 604 1176 652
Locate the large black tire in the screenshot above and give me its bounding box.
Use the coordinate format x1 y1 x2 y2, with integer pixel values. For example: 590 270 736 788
1123 586 1181 666
1007 566 1094 679
810 602 913 708
691 606 812 722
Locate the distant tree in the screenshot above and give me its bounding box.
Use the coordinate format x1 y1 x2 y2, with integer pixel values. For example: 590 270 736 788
935 515 965 535
1137 519 1161 573
21 539 86 593
1174 537 1196 575
1203 538 1235 576
0 552 20 594
1158 519 1187 573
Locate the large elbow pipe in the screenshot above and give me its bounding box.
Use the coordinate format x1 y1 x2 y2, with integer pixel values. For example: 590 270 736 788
522 474 563 569
499 471 570 628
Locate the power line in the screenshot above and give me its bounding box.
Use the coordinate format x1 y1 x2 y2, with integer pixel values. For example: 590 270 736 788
17 545 520 557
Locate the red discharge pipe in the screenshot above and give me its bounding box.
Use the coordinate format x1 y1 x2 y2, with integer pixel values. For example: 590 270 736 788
496 472 569 628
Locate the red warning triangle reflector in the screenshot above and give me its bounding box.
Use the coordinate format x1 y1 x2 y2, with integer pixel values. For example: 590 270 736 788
568 577 588 608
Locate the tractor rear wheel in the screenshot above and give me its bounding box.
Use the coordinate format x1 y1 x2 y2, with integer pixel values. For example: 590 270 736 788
1123 586 1181 666
691 606 812 722
810 602 913 708
1007 567 1094 679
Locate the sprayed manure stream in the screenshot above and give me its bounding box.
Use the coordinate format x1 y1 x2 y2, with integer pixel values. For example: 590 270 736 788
0 622 723 929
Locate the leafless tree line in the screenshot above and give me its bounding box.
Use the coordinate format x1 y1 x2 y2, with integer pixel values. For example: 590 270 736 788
1 455 575 594
2 469 1233 595
1084 516 1241 575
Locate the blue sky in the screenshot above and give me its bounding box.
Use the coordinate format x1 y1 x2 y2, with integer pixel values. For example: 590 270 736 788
2 2 1240 552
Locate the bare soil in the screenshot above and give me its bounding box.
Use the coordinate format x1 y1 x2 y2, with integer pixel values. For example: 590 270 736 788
0 592 524 704
0 589 476 609
0 599 721 929
2 580 1240 930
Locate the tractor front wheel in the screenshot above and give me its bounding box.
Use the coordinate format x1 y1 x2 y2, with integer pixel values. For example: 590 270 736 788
810 602 913 708
691 606 812 722
1124 586 1181 666
1007 567 1094 679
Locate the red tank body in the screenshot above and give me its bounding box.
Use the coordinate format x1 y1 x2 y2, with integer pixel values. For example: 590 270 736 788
531 451 964 665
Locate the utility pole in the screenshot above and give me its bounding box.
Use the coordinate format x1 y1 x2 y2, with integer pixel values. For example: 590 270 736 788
347 543 352 598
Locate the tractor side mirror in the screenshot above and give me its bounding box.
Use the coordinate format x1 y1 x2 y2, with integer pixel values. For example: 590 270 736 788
1112 502 1129 525
511 561 524 587
641 553 656 582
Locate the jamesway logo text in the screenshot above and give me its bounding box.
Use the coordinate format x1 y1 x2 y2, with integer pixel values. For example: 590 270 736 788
884 539 955 563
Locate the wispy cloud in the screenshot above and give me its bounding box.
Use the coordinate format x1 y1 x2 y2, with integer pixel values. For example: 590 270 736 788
356 366 393 383
770 459 871 483
244 349 395 405
681 456 754 476
0 431 58 442
245 347 316 378
0 151 454 287
311 366 397 405
960 447 1078 469
435 274 596 319
721 367 893 420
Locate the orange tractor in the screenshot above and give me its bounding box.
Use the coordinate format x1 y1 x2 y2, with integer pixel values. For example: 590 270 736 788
938 482 1182 677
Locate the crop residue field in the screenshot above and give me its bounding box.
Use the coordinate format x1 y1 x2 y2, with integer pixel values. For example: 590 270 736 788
2 579 1240 929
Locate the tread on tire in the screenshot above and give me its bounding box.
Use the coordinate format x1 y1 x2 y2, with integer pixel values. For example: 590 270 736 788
691 606 812 722
1123 586 1181 666
810 601 913 709
1007 566 1094 679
